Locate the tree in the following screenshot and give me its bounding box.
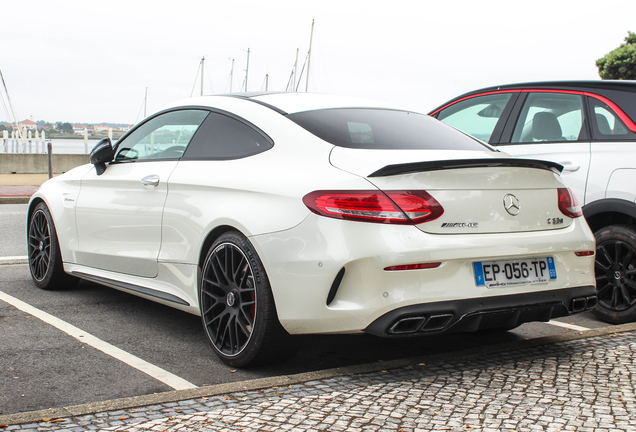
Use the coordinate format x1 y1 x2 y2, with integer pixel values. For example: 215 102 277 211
596 31 636 80
55 122 74 134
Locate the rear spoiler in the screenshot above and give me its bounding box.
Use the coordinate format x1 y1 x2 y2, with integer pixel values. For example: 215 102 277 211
368 158 563 178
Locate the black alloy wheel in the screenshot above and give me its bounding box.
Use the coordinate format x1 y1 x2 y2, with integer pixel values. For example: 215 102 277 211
27 202 78 290
29 206 51 282
200 231 292 367
594 225 636 324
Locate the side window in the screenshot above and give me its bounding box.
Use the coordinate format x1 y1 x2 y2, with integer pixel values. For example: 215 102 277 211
436 93 513 142
182 112 273 160
511 93 586 143
115 110 209 161
589 98 636 140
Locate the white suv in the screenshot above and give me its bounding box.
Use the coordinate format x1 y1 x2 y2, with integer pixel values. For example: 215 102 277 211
430 81 636 324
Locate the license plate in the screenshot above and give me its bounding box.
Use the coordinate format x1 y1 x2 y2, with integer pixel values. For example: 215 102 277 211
473 257 556 288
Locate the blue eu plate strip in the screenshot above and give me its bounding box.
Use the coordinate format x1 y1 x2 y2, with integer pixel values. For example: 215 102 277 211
474 262 485 286
547 257 557 279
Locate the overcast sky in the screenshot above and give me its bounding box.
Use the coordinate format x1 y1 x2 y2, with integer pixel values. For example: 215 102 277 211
1 0 634 125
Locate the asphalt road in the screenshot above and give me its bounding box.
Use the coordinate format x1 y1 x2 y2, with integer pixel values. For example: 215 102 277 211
0 204 613 417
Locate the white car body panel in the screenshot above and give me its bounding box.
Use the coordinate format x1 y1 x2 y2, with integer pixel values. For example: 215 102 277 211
160 156 370 264
588 141 636 203
75 160 179 278
27 92 597 342
331 147 573 234
495 142 591 206
253 213 594 334
606 168 636 202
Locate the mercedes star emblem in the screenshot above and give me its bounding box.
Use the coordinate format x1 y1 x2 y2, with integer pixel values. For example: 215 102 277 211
503 193 520 216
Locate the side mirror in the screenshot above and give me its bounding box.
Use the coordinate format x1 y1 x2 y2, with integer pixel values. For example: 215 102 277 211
89 138 115 176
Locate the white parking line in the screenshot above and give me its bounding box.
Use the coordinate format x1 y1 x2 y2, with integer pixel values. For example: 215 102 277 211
546 320 591 332
0 290 197 391
0 255 27 262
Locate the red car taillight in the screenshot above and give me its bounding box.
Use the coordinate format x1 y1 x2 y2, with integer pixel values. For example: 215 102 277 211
302 190 444 225
557 188 583 218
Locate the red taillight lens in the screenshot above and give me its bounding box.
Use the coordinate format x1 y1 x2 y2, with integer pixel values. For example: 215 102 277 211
303 190 444 225
557 188 583 218
384 262 442 271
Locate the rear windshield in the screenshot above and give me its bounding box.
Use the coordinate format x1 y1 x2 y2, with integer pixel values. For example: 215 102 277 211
287 108 491 150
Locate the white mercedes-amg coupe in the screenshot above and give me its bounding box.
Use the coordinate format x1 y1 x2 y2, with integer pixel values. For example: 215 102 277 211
27 92 596 367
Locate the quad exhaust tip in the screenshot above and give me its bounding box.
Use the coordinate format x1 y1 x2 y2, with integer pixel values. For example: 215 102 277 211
571 295 597 313
388 313 454 335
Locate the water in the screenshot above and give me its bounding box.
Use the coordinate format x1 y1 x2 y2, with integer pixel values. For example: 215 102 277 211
47 138 100 154
1 138 101 154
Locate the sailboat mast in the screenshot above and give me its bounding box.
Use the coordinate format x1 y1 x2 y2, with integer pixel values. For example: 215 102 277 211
244 48 250 92
230 59 234 92
305 19 314 92
144 87 148 118
293 48 299 92
0 67 24 143
201 56 205 96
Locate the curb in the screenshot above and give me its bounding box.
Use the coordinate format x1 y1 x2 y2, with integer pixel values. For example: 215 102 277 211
3 321 636 427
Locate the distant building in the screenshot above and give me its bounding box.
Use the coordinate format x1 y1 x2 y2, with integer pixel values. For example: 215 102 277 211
73 125 95 134
19 118 37 130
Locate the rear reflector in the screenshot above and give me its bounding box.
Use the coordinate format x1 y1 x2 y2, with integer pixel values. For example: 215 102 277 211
303 190 444 225
575 251 595 257
384 262 442 271
557 188 583 218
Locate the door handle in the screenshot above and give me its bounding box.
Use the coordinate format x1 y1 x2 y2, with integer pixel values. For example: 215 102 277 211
560 163 580 172
141 175 160 187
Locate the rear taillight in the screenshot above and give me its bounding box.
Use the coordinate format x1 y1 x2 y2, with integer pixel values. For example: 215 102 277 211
303 190 444 225
557 188 583 218
384 262 442 271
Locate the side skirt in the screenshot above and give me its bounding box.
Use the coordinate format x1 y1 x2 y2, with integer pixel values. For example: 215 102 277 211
72 271 190 306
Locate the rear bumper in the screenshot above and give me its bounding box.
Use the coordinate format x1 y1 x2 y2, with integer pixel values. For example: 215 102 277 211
364 286 597 337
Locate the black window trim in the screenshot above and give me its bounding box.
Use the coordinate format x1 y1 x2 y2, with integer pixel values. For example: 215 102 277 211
110 105 274 165
498 91 590 145
180 108 274 161
110 107 211 164
432 92 520 145
586 96 636 142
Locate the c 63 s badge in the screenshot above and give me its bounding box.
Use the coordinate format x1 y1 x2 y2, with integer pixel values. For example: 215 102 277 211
441 222 479 228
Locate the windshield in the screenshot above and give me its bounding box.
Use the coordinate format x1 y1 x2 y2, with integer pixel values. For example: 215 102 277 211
287 108 491 151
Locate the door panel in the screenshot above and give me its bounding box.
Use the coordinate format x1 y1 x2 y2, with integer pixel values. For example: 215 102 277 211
75 161 178 277
587 97 636 203
497 92 591 205
73 109 209 277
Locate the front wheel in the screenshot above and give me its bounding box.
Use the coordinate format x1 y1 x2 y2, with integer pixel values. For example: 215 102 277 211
199 231 293 367
28 202 78 290
594 225 636 324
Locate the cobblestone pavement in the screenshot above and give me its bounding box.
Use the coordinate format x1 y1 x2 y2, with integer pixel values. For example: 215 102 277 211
2 329 636 432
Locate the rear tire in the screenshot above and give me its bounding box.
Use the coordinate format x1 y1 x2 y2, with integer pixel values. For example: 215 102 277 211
28 202 79 290
593 225 636 324
199 231 294 367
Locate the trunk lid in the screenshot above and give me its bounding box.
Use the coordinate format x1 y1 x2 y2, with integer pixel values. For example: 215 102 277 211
329 148 571 234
